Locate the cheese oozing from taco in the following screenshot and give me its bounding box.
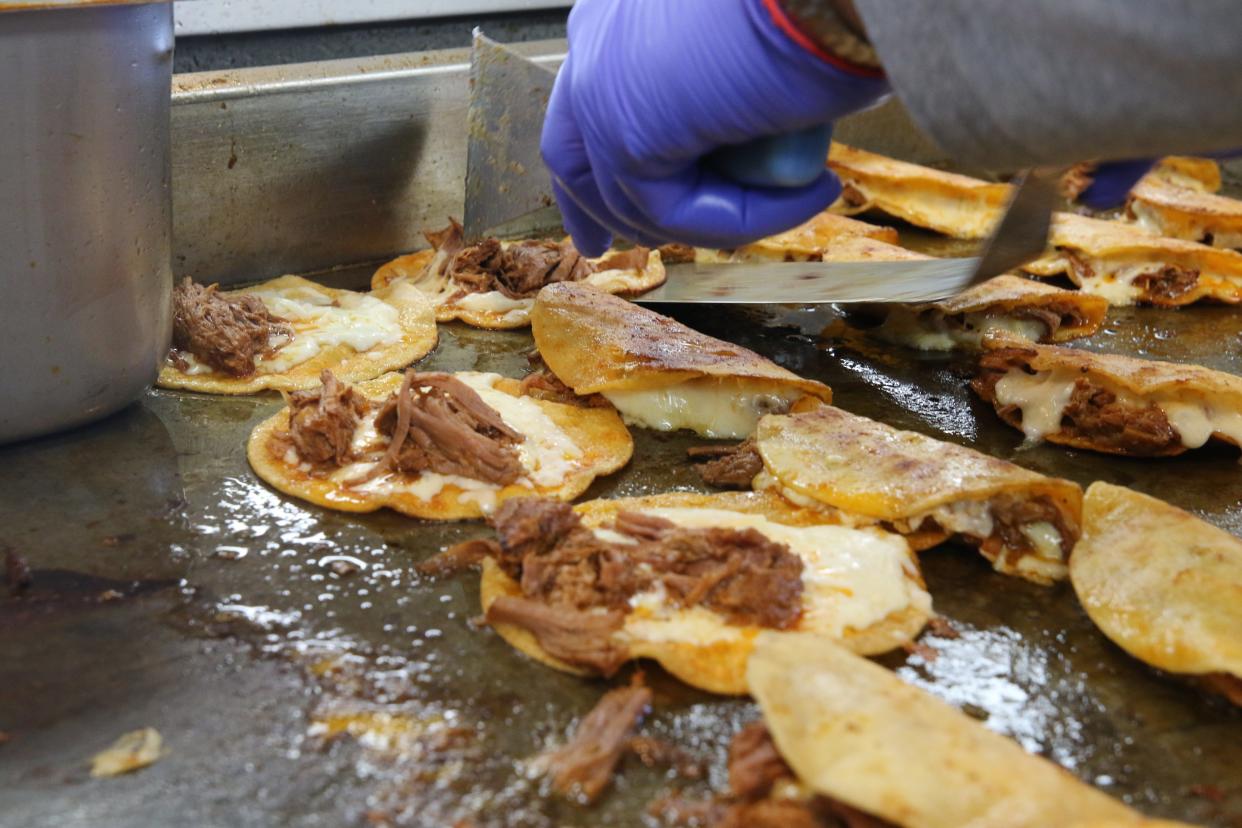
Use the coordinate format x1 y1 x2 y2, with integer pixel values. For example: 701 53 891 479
247 369 632 521
974 335 1242 457
1071 483 1242 707
160 275 437 395
754 406 1083 584
1023 213 1242 306
530 283 832 439
476 491 931 695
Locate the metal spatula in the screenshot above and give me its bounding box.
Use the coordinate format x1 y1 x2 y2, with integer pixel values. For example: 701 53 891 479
464 32 1063 304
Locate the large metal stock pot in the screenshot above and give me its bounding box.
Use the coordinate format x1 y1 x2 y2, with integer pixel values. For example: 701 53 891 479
0 0 173 442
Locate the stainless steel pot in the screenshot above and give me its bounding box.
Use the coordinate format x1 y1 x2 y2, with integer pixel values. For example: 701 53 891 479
0 0 173 443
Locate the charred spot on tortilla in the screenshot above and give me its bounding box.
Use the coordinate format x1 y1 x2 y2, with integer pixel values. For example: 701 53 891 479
370 218 667 330
478 491 932 694
1071 483 1242 708
974 335 1242 457
530 283 832 439
247 369 633 521
753 406 1083 585
160 274 437 395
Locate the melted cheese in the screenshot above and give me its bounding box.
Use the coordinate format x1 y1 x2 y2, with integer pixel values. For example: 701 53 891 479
615 506 928 641
453 291 531 325
318 372 583 504
603 379 803 439
250 284 403 372
993 367 1242 451
877 308 1049 351
894 498 996 539
993 368 1082 443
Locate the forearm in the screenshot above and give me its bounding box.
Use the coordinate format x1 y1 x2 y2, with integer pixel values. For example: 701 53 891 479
838 0 1242 169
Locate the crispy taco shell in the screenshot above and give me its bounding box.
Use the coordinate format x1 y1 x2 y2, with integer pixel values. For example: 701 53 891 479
697 211 898 262
482 491 932 694
1024 213 1242 306
827 143 1008 239
159 276 437 395
248 373 632 521
975 335 1242 456
755 406 1083 584
531 283 831 398
747 633 1140 828
871 273 1107 350
1127 174 1242 250
1070 482 1242 705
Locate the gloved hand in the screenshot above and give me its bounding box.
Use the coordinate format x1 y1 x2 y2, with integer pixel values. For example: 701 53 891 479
541 0 889 256
1078 159 1157 210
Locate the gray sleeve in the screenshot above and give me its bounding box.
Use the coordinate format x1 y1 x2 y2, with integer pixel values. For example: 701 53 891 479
853 0 1242 170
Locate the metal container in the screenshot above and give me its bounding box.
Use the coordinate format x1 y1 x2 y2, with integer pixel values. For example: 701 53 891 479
0 0 173 443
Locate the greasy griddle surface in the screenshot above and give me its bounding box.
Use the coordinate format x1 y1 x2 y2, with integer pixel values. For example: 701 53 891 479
2 239 1240 827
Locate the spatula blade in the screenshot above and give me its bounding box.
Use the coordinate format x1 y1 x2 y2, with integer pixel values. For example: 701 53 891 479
464 30 559 241
637 258 980 305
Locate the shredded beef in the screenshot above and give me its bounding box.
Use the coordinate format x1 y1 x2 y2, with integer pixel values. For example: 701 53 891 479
518 369 610 407
492 498 805 629
988 492 1077 560
975 349 1182 456
626 736 704 779
490 498 586 579
1131 266 1200 304
688 439 764 489
424 220 648 300
364 371 524 485
485 596 629 675
654 724 896 828
544 678 653 802
482 497 804 674
728 722 792 800
1059 162 1096 201
657 243 697 264
840 184 868 209
415 538 497 578
171 277 290 377
285 370 370 468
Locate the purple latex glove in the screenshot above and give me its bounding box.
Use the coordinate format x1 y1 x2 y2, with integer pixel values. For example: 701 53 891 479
541 0 889 256
1078 159 1157 210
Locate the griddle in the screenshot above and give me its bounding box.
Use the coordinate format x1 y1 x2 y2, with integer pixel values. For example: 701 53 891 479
2 47 1240 828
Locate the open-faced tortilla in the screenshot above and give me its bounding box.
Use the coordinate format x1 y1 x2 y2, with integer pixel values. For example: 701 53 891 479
159 275 437 395
695 211 899 262
530 283 832 439
479 491 932 695
370 220 666 330
1024 212 1242 306
974 334 1242 457
1070 482 1242 707
754 406 1083 584
1126 175 1242 250
747 632 1142 828
248 370 632 521
827 143 1008 239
